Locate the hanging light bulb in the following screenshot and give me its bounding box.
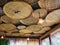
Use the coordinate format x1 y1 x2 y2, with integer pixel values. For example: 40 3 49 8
38 19 44 24
27 38 29 40
1 36 4 39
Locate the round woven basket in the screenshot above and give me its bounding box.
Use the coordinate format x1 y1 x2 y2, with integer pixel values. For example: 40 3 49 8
24 33 40 37
38 0 60 11
17 25 26 30
34 26 51 33
40 9 60 26
32 9 47 19
26 25 43 32
19 29 33 34
6 29 19 33
20 15 38 25
3 1 33 20
46 9 60 24
1 15 20 24
0 24 16 31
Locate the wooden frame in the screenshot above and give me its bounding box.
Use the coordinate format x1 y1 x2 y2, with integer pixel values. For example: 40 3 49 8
39 24 60 45
40 37 50 45
40 24 60 40
49 36 52 45
50 27 60 45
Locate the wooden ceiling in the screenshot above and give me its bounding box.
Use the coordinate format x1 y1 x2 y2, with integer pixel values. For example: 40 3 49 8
0 0 60 38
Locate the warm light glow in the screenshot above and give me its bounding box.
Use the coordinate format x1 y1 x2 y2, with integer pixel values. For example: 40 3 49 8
27 38 29 40
1 36 4 39
38 19 44 24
